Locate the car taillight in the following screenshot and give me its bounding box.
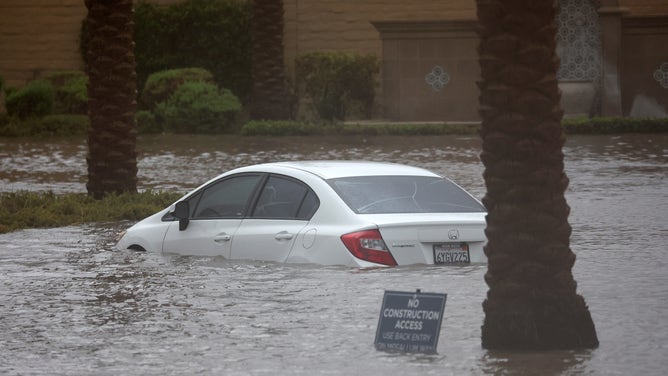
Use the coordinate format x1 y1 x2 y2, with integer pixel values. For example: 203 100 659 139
341 229 397 266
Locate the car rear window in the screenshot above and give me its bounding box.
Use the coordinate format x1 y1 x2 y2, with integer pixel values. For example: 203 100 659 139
328 176 485 214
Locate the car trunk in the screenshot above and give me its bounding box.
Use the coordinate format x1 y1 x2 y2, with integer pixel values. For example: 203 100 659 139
363 213 487 265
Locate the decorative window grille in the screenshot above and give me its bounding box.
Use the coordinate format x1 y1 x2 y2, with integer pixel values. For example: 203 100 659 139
654 63 668 89
556 0 602 82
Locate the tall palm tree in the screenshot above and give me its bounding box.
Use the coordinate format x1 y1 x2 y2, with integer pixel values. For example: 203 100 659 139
85 0 138 199
476 0 598 349
250 0 291 120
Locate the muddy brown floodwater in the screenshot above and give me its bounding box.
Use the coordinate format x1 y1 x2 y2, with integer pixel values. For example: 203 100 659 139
1 133 666 375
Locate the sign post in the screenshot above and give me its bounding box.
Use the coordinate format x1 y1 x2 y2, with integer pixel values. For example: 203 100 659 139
374 290 447 354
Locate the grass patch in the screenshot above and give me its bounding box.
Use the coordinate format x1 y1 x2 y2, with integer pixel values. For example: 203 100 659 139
0 114 89 137
240 120 480 136
0 190 182 234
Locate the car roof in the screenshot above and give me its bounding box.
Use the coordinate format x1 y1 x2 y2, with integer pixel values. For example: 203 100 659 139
248 161 441 180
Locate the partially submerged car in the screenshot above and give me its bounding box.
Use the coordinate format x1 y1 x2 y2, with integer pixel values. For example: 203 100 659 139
116 161 487 267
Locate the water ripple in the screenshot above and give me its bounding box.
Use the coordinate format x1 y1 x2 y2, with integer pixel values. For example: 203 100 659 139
1 134 667 374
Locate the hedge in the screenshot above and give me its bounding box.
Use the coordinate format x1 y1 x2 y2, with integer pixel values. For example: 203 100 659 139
0 114 89 137
80 0 252 100
562 117 668 134
239 118 667 136
240 120 323 136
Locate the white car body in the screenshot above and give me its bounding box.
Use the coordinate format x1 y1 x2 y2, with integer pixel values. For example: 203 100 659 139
116 161 487 267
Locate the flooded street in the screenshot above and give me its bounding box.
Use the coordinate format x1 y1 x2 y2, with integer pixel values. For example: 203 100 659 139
1 134 667 375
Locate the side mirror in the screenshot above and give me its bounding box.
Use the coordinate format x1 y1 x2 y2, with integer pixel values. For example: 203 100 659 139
174 201 190 231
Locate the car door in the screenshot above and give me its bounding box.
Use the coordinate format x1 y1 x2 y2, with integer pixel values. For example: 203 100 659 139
162 174 263 257
232 175 319 262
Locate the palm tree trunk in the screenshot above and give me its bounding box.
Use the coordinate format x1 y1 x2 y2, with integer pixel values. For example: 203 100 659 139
476 0 598 349
250 0 291 120
85 0 138 199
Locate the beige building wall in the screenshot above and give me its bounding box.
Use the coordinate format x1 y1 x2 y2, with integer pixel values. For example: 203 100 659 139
621 15 668 116
1 0 666 118
0 0 180 88
283 0 668 73
2 0 666 87
373 20 480 121
283 0 476 77
619 0 668 16
0 0 86 87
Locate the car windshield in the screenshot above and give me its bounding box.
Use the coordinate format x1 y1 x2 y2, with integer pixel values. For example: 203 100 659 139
328 175 485 214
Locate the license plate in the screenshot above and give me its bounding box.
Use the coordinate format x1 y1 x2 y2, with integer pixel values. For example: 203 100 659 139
433 243 470 264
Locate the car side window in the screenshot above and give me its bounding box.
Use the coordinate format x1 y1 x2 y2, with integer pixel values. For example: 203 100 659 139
192 174 262 219
252 175 319 220
297 191 318 220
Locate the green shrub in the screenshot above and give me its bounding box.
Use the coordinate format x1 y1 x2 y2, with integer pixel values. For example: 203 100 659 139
136 110 161 134
4 86 18 98
81 0 252 100
140 68 214 110
295 52 379 120
155 81 241 133
5 80 54 119
43 71 88 114
240 120 321 136
143 0 252 100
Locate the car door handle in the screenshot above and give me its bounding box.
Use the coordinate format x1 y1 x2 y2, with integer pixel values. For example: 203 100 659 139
214 234 232 243
274 232 294 240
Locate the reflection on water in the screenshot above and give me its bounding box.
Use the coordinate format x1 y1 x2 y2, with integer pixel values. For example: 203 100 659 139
0 134 485 196
482 349 594 375
0 133 667 375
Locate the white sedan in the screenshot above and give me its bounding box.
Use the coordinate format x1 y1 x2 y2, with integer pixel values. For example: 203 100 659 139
115 161 487 267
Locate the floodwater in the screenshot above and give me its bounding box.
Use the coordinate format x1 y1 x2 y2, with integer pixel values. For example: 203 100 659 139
0 133 666 375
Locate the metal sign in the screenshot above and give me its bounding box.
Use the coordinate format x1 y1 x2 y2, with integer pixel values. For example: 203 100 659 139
374 290 447 353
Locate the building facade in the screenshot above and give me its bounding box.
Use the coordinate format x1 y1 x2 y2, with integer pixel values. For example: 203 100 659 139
1 0 667 120
283 0 668 120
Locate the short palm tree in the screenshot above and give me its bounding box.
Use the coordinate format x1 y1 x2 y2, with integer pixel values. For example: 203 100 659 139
85 0 138 198
250 0 291 120
476 0 599 349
